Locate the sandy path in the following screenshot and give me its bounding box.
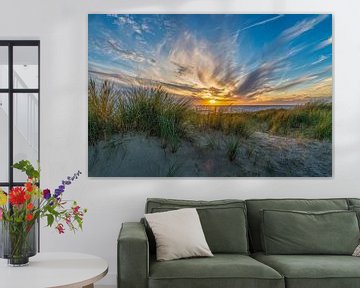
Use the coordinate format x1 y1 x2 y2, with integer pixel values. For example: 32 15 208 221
88 132 332 177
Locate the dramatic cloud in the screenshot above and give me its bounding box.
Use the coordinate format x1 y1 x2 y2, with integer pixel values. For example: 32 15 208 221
107 40 156 65
279 15 329 42
311 55 331 66
274 75 317 91
89 14 332 105
115 15 148 35
235 62 282 97
237 14 284 33
154 31 242 98
171 61 193 76
233 65 332 101
315 36 332 50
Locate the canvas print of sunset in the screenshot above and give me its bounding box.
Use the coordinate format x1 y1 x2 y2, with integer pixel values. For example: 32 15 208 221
88 14 332 177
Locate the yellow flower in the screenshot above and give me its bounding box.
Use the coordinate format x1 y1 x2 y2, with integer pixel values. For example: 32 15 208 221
0 190 7 206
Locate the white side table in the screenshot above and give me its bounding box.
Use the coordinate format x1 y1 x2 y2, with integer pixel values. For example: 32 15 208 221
0 252 108 288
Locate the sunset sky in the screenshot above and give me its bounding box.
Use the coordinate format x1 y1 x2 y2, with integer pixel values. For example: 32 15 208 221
88 14 332 106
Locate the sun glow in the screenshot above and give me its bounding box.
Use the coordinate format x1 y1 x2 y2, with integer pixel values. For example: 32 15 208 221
209 99 216 105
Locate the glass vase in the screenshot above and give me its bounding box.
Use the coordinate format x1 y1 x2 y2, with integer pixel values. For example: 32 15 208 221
0 220 37 266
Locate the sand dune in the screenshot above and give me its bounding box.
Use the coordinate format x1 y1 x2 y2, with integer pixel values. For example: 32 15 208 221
88 132 332 177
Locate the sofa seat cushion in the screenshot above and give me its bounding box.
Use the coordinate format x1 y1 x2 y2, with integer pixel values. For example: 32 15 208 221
149 254 284 288
253 252 360 288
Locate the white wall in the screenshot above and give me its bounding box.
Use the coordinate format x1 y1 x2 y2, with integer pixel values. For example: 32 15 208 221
1 0 360 285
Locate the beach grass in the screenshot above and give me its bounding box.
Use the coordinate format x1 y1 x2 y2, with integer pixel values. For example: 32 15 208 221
89 79 332 147
192 111 254 139
251 102 332 140
88 79 118 144
225 136 241 162
89 80 193 147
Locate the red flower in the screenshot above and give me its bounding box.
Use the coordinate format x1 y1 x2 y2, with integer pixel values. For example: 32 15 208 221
72 205 80 215
65 214 71 225
56 223 65 234
26 214 33 221
9 187 26 205
24 193 31 201
26 203 34 210
25 182 33 192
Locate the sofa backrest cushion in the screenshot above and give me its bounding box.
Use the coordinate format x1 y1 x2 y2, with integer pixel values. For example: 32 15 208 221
246 198 349 252
261 209 359 255
145 198 249 254
350 206 360 225
348 198 360 207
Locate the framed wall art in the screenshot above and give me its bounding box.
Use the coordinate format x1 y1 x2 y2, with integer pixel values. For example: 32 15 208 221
88 14 332 177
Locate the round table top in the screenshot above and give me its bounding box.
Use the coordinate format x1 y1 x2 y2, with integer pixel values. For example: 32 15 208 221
0 252 108 288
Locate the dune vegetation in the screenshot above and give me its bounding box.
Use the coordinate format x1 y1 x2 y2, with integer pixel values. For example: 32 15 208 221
249 103 332 141
89 79 192 151
89 79 332 147
88 79 332 177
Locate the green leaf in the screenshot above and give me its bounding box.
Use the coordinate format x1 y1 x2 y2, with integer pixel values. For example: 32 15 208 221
12 160 40 180
47 206 60 217
47 214 54 227
75 216 83 230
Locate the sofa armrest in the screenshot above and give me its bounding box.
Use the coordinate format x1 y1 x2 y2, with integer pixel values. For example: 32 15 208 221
118 222 149 288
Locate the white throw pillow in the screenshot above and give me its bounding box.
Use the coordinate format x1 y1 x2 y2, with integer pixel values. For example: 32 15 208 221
353 244 360 256
145 208 213 261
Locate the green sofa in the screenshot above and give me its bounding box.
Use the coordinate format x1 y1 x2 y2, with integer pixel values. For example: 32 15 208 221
118 198 360 288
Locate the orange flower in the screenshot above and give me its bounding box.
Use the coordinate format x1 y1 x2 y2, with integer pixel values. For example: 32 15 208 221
26 203 34 210
26 214 33 221
24 193 31 200
25 182 33 192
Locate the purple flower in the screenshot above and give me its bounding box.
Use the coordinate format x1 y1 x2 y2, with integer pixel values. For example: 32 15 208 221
54 171 82 199
54 189 63 198
43 189 51 200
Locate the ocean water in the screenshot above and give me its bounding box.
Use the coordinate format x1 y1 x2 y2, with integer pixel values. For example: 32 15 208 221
195 105 297 113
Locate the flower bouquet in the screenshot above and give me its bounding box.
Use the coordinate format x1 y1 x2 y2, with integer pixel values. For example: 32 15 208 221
0 160 87 266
